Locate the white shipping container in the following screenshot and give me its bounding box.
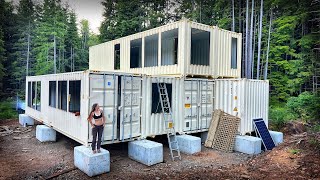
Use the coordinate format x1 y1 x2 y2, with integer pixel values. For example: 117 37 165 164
26 71 268 146
26 71 144 146
89 19 242 78
215 79 269 135
141 76 214 137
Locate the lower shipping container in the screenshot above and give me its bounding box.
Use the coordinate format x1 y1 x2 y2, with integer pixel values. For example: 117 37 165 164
25 71 268 146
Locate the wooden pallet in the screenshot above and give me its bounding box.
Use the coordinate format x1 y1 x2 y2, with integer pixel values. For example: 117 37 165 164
204 110 240 153
212 114 240 152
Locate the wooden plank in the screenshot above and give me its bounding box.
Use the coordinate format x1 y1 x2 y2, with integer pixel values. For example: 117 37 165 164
204 109 222 148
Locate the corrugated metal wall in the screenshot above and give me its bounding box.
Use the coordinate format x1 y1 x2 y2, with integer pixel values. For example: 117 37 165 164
26 73 269 144
141 76 214 137
89 19 242 78
214 79 269 135
26 71 90 145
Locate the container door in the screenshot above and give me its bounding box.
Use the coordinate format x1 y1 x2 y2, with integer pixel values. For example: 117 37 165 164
184 80 199 131
198 80 214 129
89 74 118 142
119 76 141 140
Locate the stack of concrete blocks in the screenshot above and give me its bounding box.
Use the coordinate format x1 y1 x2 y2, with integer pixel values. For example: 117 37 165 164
233 130 284 155
234 135 262 155
176 135 201 155
74 146 110 177
269 130 284 146
36 125 56 142
128 140 163 166
19 114 34 127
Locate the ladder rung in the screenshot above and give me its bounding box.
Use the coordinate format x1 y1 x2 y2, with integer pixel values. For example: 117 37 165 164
158 82 181 161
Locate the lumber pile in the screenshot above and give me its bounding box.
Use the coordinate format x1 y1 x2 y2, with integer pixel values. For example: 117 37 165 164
204 109 240 153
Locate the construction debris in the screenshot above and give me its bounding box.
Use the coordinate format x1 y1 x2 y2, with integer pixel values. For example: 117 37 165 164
0 126 13 136
13 136 22 140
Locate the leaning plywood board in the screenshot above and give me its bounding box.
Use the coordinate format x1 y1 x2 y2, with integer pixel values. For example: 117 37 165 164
204 109 223 148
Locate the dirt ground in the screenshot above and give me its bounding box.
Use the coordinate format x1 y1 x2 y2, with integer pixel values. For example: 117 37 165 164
0 119 319 180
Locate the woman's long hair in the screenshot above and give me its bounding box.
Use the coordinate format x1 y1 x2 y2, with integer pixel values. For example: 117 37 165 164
89 103 98 119
91 103 98 114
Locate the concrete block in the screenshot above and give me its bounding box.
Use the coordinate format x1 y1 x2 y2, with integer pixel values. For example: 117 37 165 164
176 135 201 155
200 132 208 143
36 125 56 142
234 135 261 155
74 146 110 177
19 114 34 127
269 130 283 146
128 140 163 166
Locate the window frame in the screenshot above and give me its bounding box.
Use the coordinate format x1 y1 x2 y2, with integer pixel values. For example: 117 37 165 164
231 37 238 69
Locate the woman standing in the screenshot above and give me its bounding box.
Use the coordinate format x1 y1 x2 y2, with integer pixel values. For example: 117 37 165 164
87 103 105 153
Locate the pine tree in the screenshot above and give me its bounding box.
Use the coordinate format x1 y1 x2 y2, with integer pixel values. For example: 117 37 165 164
0 0 17 98
33 0 68 75
11 0 36 97
65 11 80 72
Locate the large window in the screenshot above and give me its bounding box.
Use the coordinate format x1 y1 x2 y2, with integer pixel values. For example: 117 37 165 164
36 82 41 111
151 83 172 114
27 81 41 111
69 81 81 113
231 37 238 69
49 81 56 108
130 38 142 68
191 28 210 66
28 82 32 107
58 81 67 111
114 44 120 70
161 29 178 65
144 34 159 67
49 80 81 114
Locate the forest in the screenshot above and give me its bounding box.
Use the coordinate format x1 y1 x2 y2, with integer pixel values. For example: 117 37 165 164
0 0 319 125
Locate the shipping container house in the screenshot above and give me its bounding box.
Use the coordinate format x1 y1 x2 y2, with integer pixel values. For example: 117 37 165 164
89 19 242 78
25 71 268 146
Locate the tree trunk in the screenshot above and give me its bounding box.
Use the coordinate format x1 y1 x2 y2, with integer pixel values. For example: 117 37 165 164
54 35 56 74
232 0 235 31
248 0 254 79
26 32 30 76
245 0 249 78
264 8 272 80
256 0 263 79
239 0 241 33
252 7 257 78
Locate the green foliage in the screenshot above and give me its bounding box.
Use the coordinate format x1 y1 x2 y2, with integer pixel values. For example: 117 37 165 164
311 124 320 133
269 106 296 130
288 148 301 155
0 101 17 120
286 92 320 122
99 0 174 42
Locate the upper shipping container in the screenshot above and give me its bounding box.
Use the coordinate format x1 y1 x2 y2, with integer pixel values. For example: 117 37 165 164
89 19 242 78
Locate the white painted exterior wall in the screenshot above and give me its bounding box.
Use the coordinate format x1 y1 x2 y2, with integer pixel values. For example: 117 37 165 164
215 79 269 135
89 19 242 78
26 71 90 145
141 77 214 137
26 71 268 145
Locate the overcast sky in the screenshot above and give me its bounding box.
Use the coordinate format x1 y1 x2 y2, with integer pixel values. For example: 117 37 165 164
63 0 104 34
9 0 104 34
